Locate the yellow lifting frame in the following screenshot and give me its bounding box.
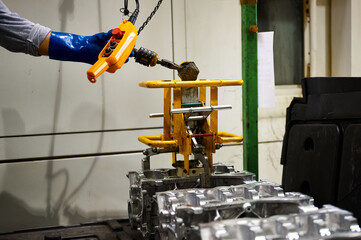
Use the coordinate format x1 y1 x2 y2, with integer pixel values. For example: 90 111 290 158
138 79 243 174
138 79 243 88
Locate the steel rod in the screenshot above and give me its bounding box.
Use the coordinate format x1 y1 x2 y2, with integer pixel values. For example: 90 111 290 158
171 105 232 114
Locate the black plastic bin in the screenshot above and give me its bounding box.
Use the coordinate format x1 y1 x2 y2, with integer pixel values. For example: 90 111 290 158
282 77 361 223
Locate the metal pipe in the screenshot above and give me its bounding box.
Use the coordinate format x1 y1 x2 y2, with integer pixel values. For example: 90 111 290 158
171 105 232 114
186 115 208 121
186 125 199 148
149 113 164 118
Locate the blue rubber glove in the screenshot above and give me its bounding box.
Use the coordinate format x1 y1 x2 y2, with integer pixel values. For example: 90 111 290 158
48 30 113 64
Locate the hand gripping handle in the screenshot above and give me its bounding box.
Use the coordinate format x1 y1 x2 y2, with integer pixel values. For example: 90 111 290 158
87 20 138 83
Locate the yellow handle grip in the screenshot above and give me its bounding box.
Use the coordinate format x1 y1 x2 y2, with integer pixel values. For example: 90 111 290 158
217 132 243 143
138 135 178 148
87 60 110 83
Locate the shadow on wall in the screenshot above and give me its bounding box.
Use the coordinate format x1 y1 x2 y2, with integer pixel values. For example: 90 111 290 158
63 205 123 226
0 191 57 232
0 191 121 233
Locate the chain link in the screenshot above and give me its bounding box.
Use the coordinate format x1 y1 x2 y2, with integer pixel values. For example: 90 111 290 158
138 0 163 35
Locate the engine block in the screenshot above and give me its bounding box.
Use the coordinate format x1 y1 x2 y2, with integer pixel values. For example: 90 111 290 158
127 163 255 238
200 205 361 239
156 180 315 240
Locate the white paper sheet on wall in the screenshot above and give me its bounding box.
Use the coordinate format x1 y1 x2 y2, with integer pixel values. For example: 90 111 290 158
258 31 275 108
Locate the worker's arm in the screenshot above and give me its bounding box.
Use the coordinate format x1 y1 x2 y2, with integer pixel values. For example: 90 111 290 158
0 0 51 56
38 31 50 56
0 0 112 64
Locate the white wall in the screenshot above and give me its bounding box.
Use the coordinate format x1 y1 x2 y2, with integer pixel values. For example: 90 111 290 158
331 0 352 76
0 0 295 232
308 0 331 77
307 0 361 77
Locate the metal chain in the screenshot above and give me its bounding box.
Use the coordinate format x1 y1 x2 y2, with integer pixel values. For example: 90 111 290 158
138 0 163 35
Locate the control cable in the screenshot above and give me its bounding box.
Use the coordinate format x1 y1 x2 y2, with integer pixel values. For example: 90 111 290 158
120 0 164 35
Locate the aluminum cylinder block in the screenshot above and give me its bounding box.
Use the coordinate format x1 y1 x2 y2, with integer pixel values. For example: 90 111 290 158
127 163 255 238
200 205 361 240
156 181 314 240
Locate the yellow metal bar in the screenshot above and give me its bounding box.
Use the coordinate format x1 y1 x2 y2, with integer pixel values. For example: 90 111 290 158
173 88 182 165
210 87 218 134
173 88 182 133
138 135 177 147
139 79 243 88
217 132 243 143
199 86 206 105
163 88 171 140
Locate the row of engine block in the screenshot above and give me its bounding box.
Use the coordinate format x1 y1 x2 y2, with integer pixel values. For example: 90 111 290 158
127 163 361 239
128 64 361 239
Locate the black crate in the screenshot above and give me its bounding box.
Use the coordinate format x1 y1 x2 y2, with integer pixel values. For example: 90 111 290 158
282 77 361 223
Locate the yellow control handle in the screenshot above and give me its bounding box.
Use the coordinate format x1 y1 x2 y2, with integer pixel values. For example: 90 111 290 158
87 19 138 83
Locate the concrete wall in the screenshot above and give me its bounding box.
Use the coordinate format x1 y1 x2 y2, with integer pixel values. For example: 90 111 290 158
0 0 299 232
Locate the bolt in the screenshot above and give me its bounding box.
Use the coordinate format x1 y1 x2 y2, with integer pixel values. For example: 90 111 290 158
249 25 258 33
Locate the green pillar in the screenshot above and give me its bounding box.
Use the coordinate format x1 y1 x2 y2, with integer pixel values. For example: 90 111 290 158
241 0 258 179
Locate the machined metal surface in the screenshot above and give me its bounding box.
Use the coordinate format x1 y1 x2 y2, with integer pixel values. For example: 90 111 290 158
200 205 361 240
156 181 314 240
127 163 255 238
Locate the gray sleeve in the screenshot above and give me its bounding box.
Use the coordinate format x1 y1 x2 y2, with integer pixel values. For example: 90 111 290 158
0 0 51 56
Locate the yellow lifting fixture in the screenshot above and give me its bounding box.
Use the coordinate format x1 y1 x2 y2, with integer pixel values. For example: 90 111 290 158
138 76 243 176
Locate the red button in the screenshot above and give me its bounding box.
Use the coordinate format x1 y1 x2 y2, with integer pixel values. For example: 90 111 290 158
112 28 124 39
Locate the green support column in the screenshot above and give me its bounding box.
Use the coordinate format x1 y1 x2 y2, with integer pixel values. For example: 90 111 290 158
241 0 258 179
